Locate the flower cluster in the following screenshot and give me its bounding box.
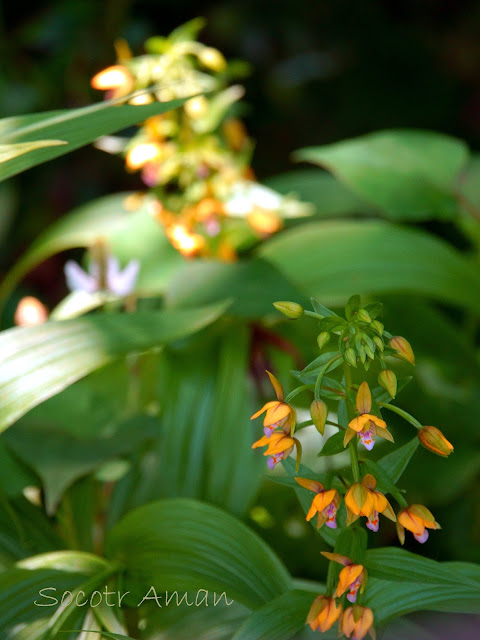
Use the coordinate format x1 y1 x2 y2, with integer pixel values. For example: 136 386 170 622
91 20 311 260
251 296 453 637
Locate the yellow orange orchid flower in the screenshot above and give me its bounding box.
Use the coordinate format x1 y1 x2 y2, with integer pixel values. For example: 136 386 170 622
295 477 340 529
251 370 296 437
306 595 342 632
397 504 441 544
345 474 396 530
344 382 393 451
418 426 453 457
340 605 375 640
321 553 366 604
252 432 295 470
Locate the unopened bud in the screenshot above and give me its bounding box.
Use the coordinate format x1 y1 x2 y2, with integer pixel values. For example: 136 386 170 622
357 309 371 323
373 336 384 352
371 320 384 335
14 296 48 327
418 426 453 457
364 344 375 360
390 336 415 365
317 331 330 350
310 399 328 435
273 301 304 319
378 370 397 398
345 348 357 368
198 47 226 71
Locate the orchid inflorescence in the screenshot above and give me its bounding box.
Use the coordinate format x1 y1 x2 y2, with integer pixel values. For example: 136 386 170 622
91 19 311 260
251 296 453 639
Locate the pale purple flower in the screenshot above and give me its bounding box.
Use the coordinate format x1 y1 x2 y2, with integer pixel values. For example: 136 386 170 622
65 256 140 297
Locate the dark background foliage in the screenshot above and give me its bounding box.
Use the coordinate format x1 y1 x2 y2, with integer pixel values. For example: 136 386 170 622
3 0 480 303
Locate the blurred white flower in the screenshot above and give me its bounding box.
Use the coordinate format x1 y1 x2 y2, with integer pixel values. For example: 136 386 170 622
65 256 140 297
224 180 312 218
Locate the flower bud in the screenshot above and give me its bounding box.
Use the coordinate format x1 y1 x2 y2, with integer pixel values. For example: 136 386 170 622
390 336 415 365
357 309 371 323
310 399 328 435
371 320 384 335
418 426 453 457
345 348 357 368
273 301 304 319
340 605 374 640
198 47 227 71
317 331 330 350
364 344 375 360
378 370 397 398
14 296 48 327
373 336 384 352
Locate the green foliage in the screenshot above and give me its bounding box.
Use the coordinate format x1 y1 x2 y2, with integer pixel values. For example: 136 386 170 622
295 130 469 220
0 96 189 182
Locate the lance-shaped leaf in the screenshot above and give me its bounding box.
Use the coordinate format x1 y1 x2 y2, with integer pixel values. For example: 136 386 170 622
0 94 189 182
295 130 469 220
259 220 480 314
0 302 228 434
105 498 292 609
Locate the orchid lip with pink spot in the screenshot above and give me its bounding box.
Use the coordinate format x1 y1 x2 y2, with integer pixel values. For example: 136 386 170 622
323 502 338 529
366 511 379 532
414 529 429 543
359 427 375 451
346 576 362 603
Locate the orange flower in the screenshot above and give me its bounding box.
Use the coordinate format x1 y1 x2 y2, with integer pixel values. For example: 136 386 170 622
340 606 375 640
295 478 340 530
321 553 366 604
344 382 393 451
345 475 396 530
251 371 296 437
307 595 342 632
252 431 295 470
418 426 453 458
90 65 135 99
397 504 441 544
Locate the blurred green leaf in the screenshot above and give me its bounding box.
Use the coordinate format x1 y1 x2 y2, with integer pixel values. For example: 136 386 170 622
0 192 183 308
264 169 376 217
366 547 480 587
0 95 189 182
3 417 159 513
259 221 480 313
164 258 302 317
366 576 480 624
0 567 87 630
318 430 344 456
66 633 135 640
232 589 324 640
295 130 469 220
0 139 66 162
0 302 228 434
106 498 292 609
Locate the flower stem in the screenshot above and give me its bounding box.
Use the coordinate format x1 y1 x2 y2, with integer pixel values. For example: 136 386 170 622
378 401 422 429
344 364 360 482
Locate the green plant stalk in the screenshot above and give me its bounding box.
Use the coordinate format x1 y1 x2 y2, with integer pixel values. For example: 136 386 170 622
344 364 360 482
378 401 422 429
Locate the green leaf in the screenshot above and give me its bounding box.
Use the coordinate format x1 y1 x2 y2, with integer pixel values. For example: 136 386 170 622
377 436 419 483
3 417 159 513
105 498 292 609
264 169 376 218
164 258 302 318
0 95 189 182
259 220 480 314
0 302 228 434
310 298 336 317
17 550 110 573
0 192 183 308
0 139 67 162
0 567 87 630
64 633 136 640
366 576 480 624
232 589 323 640
366 547 480 587
317 430 345 457
295 130 469 220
